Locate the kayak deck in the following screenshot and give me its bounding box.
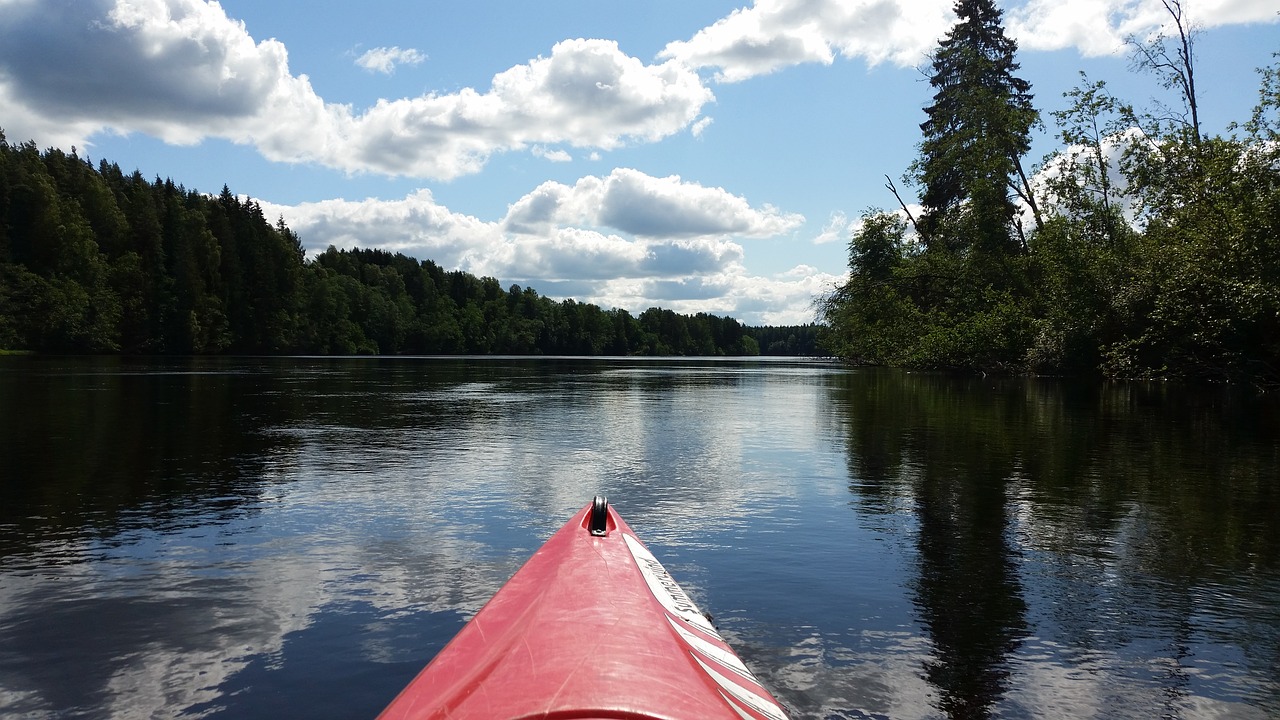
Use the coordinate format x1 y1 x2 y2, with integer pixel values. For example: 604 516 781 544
378 497 789 720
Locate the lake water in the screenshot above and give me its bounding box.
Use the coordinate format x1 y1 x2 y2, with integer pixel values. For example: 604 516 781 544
1 356 1277 719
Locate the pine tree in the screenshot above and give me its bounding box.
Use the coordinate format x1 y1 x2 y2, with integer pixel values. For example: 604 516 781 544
914 0 1039 257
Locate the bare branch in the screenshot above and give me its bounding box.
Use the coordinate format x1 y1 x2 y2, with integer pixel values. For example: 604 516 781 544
880 174 921 229
884 174 924 240
1009 155 1043 239
1126 0 1201 144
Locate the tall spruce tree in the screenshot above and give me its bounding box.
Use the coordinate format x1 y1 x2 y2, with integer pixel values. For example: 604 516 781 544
914 0 1039 257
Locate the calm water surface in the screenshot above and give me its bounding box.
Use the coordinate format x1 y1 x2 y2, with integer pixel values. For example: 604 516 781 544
1 357 1277 719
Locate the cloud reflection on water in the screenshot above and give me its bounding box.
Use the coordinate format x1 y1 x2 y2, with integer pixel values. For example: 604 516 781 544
3 359 1278 718
3 358 840 718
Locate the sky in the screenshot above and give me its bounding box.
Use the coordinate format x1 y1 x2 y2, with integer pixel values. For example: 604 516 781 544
1 1 1276 325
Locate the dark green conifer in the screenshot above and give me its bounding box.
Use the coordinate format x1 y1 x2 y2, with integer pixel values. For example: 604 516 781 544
914 0 1039 256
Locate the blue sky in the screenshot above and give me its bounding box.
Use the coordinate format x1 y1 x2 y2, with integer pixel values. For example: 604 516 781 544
1 1 1276 324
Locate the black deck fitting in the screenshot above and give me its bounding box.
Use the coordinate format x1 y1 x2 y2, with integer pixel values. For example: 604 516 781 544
589 495 609 536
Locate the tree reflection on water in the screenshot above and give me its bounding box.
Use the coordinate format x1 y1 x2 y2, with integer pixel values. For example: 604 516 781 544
831 369 1280 718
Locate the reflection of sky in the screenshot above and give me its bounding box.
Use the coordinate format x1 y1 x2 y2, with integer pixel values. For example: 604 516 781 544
0 491 513 718
3 360 1278 718
1 359 862 718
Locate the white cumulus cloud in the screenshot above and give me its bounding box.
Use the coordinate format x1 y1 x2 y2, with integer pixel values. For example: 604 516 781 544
0 0 297 146
1008 0 1280 56
0 1 713 179
661 0 955 81
813 211 852 245
260 169 817 323
531 145 573 163
355 46 427 74
502 168 805 239
662 0 1279 82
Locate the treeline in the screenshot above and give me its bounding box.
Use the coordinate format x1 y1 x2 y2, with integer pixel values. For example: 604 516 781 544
304 247 763 356
750 324 822 356
0 134 768 357
820 0 1280 388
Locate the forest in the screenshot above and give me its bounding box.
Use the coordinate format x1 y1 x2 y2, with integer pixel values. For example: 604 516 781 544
819 0 1279 388
0 134 817 357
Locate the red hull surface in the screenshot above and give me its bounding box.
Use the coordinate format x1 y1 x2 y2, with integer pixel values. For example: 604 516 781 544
378 498 789 720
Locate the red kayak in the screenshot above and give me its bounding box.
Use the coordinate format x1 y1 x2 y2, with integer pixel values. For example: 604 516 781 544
379 497 790 720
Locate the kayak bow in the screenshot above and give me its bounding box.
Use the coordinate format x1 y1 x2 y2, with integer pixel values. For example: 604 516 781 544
379 496 790 720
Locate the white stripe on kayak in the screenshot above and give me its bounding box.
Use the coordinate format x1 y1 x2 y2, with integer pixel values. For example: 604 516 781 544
622 533 720 638
666 615 754 683
720 691 758 720
692 655 789 720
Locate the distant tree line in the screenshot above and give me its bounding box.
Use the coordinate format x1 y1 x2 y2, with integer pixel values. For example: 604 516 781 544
750 324 822 356
0 134 779 357
820 0 1280 388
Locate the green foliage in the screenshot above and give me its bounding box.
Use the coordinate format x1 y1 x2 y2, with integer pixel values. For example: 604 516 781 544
822 22 1280 388
1245 53 1280 142
821 205 1035 370
0 138 758 357
818 212 916 363
1100 134 1280 384
1043 75 1138 242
